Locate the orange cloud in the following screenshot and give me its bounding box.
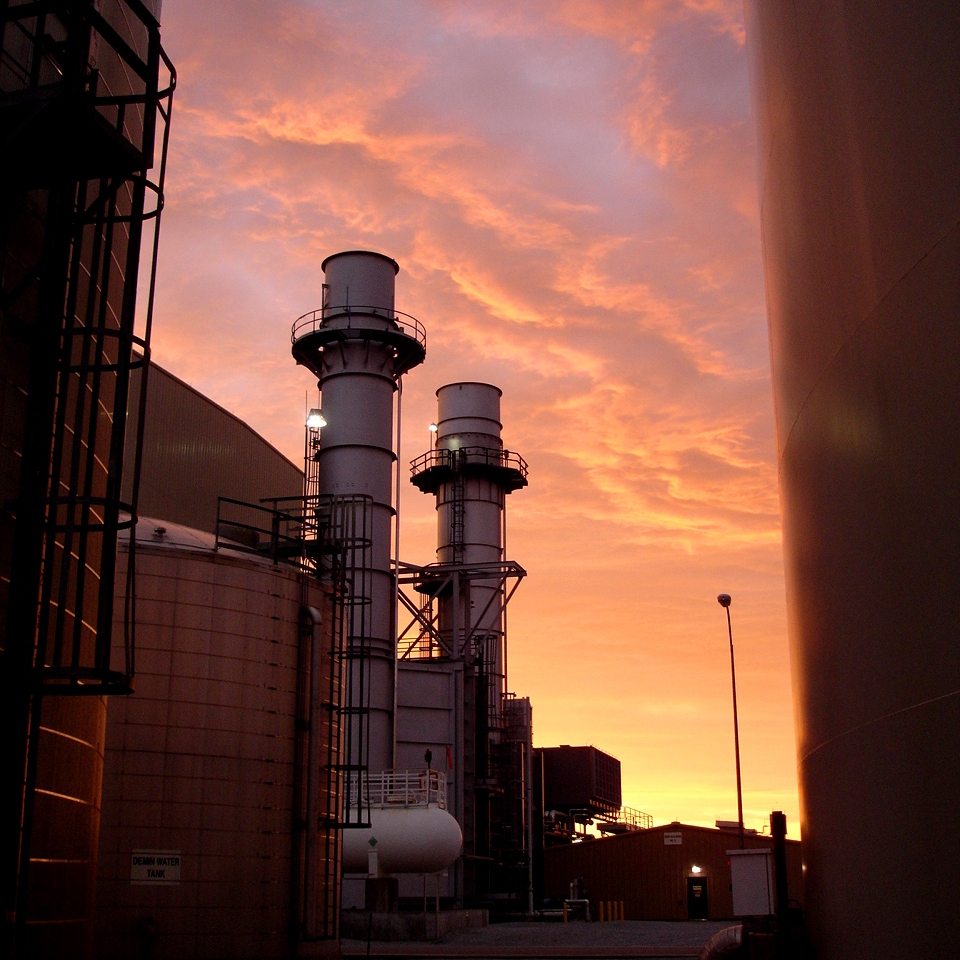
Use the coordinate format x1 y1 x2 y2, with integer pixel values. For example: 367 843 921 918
154 0 798 833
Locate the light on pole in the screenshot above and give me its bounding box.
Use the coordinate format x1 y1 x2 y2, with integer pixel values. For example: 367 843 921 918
717 593 744 849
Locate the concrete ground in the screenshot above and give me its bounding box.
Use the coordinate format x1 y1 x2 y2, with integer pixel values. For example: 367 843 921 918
342 919 735 958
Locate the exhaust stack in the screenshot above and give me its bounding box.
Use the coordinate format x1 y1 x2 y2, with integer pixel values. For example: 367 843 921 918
292 250 426 774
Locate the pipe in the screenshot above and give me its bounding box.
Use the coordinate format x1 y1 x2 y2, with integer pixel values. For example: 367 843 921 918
302 605 323 940
393 378 402 769
771 810 789 922
525 732 534 916
698 925 743 960
454 662 465 904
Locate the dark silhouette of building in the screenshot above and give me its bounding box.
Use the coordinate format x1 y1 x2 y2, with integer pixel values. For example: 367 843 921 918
544 821 802 922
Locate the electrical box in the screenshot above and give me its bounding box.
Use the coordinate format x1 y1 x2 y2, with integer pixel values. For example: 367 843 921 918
728 848 774 916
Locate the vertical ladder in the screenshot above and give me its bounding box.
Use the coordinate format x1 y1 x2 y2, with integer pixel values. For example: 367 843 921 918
451 450 465 565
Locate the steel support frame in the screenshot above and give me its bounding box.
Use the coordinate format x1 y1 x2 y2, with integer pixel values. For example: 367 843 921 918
396 560 526 663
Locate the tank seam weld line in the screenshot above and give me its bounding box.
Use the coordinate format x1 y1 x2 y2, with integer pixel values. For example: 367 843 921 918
798 686 960 765
777 215 960 471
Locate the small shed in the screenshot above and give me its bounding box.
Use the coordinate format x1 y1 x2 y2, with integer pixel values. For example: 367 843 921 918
543 822 802 921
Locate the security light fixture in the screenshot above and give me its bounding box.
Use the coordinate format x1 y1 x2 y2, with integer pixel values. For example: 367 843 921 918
307 408 326 429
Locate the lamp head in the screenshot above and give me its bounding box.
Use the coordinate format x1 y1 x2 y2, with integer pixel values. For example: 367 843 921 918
306 408 326 429
717 593 731 608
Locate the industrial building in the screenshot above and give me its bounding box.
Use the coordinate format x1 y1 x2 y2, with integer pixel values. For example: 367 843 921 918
290 253 539 917
544 822 802 923
2 2 952 957
89 250 544 957
0 123 801 953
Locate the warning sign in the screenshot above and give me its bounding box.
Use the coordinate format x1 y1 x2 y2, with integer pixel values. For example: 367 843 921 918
131 850 181 885
663 831 682 845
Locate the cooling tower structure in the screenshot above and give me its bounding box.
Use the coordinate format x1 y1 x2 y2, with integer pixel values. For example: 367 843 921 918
746 2 959 958
292 251 426 783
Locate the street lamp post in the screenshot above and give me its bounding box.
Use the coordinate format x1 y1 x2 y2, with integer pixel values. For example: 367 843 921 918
717 593 744 849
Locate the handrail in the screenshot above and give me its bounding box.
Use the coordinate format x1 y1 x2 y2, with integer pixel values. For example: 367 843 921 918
619 805 653 830
595 805 653 832
291 304 426 349
348 769 448 810
410 445 528 480
214 496 306 566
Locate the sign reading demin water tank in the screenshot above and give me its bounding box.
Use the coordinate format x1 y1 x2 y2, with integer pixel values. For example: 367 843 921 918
130 850 181 885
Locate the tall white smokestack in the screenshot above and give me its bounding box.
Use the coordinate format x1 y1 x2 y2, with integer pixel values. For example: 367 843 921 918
432 383 520 712
292 250 425 773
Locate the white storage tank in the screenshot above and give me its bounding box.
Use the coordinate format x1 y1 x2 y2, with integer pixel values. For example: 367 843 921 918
342 807 462 875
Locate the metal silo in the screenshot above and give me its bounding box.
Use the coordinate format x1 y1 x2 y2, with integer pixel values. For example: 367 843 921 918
292 252 426 782
0 6 174 956
746 1 960 957
95 518 344 959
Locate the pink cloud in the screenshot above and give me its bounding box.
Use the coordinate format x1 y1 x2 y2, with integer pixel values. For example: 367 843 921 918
153 0 797 831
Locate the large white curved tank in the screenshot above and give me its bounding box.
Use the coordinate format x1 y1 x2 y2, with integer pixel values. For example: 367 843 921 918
342 806 462 875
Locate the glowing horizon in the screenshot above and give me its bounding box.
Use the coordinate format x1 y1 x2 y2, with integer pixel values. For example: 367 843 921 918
151 0 800 835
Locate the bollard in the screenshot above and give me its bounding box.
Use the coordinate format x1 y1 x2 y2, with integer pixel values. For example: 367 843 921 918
563 902 568 923
599 901 604 923
619 900 625 920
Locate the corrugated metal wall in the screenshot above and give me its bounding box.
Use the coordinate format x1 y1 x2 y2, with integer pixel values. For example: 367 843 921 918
124 364 302 534
544 824 802 921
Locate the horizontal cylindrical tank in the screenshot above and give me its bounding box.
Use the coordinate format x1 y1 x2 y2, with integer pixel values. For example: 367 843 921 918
341 807 462 875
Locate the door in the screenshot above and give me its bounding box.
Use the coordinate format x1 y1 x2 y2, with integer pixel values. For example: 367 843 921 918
687 876 709 919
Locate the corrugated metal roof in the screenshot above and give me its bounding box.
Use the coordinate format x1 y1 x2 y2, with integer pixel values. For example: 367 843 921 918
123 363 302 535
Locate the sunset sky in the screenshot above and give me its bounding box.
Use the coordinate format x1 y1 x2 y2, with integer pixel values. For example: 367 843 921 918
149 0 800 835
